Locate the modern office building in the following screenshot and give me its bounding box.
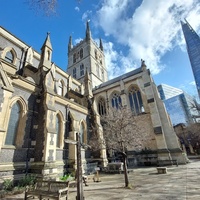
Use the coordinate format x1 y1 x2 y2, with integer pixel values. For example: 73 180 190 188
158 84 198 126
157 84 183 100
181 20 200 98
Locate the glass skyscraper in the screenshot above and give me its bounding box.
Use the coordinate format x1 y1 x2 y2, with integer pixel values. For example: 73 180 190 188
158 84 198 126
157 84 183 100
181 20 200 98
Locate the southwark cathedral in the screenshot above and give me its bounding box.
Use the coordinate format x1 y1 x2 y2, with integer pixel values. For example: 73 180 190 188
0 22 186 182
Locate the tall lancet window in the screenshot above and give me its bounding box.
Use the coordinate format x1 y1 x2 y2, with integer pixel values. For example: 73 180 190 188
56 114 61 148
5 102 21 145
73 68 76 79
111 92 121 109
73 53 76 63
95 49 98 59
98 98 106 116
80 48 83 59
80 123 84 144
96 64 100 77
80 64 84 76
129 86 143 115
5 50 14 63
47 50 51 60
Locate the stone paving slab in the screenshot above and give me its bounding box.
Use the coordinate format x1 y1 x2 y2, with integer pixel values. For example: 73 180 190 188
2 159 200 200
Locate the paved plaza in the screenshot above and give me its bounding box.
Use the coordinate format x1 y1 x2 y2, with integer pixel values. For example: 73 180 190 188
2 159 200 200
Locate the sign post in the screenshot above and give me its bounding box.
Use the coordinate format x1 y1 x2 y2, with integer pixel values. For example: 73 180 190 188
65 133 84 200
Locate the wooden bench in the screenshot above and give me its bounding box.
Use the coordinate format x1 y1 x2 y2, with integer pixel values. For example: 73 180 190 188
25 180 69 200
157 167 167 174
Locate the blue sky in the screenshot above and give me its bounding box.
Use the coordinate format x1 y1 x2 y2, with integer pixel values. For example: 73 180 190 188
1 0 200 97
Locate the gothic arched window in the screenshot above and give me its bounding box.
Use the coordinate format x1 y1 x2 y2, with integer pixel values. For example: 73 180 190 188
5 102 20 145
73 53 76 63
80 63 84 76
47 50 51 60
129 86 143 115
111 93 121 109
80 48 83 59
95 49 97 59
98 98 106 116
96 64 100 77
80 123 84 144
5 50 14 63
56 114 61 148
73 68 76 79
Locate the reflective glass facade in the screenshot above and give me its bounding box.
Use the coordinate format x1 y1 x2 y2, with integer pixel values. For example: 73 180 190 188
181 20 200 98
158 84 198 126
164 94 192 126
157 84 183 100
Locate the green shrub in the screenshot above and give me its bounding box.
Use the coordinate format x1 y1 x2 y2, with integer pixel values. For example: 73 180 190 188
60 174 74 181
2 179 13 191
18 175 36 187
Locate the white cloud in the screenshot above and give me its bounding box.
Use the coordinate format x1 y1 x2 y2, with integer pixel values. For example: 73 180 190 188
189 81 196 86
74 38 83 45
179 80 197 96
75 7 80 12
82 10 92 22
95 0 200 77
102 40 137 79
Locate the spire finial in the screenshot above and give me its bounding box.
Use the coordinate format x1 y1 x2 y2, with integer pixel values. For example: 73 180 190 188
99 38 103 51
41 31 52 50
141 59 147 71
86 20 91 40
68 35 73 52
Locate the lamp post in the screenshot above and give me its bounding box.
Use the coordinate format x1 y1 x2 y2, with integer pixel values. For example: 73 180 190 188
65 132 88 200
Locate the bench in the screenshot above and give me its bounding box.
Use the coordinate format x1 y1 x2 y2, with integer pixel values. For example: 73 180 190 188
103 162 123 174
25 180 69 200
157 167 167 174
157 160 178 167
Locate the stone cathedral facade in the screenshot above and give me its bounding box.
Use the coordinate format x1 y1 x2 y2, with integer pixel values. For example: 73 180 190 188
0 23 186 182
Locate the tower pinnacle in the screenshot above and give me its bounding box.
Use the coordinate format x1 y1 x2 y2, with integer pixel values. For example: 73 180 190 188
41 32 52 51
68 35 73 53
86 20 91 40
99 38 103 51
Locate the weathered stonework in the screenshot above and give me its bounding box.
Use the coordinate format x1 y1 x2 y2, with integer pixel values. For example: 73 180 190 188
0 24 187 183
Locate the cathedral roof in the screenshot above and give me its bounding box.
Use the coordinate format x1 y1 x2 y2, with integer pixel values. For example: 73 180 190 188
94 67 143 90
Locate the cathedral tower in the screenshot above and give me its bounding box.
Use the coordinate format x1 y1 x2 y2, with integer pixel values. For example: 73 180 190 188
67 21 108 88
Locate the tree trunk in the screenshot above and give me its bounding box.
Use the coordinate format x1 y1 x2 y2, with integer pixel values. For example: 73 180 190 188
123 154 129 187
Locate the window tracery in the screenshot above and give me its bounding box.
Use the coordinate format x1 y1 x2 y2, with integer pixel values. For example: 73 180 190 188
80 63 84 76
111 93 121 109
5 102 20 145
5 50 14 63
98 97 106 115
128 86 143 115
73 68 76 78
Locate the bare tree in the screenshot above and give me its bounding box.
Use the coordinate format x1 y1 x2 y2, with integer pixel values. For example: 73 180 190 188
185 123 200 154
26 0 58 15
90 107 150 187
179 99 200 154
188 98 200 121
26 0 81 16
